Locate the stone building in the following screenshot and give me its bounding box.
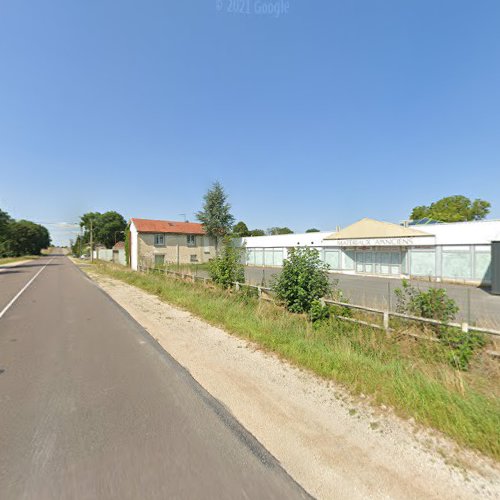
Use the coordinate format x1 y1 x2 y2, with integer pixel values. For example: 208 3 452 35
129 218 216 270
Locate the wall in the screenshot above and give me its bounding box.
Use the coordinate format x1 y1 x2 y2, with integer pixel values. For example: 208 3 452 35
93 249 113 261
137 233 216 267
131 223 139 270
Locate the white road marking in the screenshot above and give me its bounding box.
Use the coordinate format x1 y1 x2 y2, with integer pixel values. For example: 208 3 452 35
0 258 54 320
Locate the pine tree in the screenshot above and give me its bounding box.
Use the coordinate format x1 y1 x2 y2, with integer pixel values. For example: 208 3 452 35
196 182 235 252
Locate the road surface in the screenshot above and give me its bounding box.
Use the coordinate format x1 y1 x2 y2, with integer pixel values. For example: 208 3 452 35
0 256 308 499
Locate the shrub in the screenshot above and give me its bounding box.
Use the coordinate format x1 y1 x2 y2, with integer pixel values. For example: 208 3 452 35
208 238 245 289
309 299 330 323
394 280 484 369
395 280 458 323
272 248 331 314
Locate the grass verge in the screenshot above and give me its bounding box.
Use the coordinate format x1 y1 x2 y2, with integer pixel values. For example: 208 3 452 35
91 262 500 461
0 255 38 266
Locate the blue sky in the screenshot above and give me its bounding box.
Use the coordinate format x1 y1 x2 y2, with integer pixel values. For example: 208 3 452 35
1 1 499 245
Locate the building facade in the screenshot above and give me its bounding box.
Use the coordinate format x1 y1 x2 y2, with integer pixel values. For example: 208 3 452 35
241 218 500 286
129 218 216 271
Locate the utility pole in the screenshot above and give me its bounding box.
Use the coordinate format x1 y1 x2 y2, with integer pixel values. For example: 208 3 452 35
90 219 94 263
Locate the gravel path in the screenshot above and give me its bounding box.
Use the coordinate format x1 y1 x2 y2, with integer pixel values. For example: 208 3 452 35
83 267 500 499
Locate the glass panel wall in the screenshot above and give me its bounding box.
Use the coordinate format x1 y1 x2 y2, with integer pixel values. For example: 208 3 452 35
410 250 436 276
324 250 340 270
442 246 472 279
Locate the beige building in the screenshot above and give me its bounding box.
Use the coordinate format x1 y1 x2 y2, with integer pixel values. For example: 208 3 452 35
129 218 217 270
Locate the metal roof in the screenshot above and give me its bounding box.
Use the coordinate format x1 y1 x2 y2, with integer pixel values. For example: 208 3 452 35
324 218 430 240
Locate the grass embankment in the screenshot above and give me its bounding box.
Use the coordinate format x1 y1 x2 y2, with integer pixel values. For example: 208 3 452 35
0 256 38 266
163 262 211 273
92 262 500 460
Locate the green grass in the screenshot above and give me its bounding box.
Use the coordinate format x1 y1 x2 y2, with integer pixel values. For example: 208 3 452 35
0 255 38 266
163 262 211 273
91 262 500 461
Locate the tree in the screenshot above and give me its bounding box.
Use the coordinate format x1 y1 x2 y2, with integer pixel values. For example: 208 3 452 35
305 228 320 233
0 209 12 256
208 237 245 289
410 196 491 222
233 221 250 237
79 211 126 249
196 182 235 251
272 248 331 314
267 227 293 235
7 220 51 256
79 212 102 244
249 229 265 237
94 211 127 248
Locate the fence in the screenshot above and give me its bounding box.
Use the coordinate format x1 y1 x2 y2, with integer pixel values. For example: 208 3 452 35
138 264 500 347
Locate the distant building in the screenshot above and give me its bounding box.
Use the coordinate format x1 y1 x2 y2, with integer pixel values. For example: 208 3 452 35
129 218 216 271
241 218 500 286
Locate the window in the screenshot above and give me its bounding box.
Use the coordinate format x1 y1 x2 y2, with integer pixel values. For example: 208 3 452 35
154 234 165 246
154 254 165 267
187 234 196 247
190 254 198 263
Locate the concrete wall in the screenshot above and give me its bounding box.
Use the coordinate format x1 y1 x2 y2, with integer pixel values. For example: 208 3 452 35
93 249 113 261
137 233 216 267
93 248 126 265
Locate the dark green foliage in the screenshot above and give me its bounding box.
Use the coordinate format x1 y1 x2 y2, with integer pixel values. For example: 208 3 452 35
305 228 320 233
208 238 245 289
395 280 458 323
0 209 51 257
124 225 131 266
79 211 126 249
309 299 330 323
196 182 235 245
410 195 491 222
441 329 486 370
249 229 265 237
0 209 13 255
233 221 250 237
272 248 331 313
394 280 483 369
95 211 127 248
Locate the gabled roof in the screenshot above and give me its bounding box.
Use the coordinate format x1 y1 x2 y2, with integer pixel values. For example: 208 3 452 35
131 218 205 235
324 218 430 240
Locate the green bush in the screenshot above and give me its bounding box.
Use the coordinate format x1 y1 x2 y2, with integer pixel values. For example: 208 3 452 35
309 299 330 323
394 280 484 369
395 280 459 323
208 238 245 289
441 328 486 370
272 248 331 314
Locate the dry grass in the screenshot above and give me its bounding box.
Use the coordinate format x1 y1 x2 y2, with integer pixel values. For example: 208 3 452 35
92 262 500 461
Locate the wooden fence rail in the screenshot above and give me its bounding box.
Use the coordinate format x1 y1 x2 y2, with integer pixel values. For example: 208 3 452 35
139 265 500 339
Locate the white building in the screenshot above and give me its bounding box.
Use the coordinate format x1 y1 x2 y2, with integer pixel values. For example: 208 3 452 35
241 218 500 285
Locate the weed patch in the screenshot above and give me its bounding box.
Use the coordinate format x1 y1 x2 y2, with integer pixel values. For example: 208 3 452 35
91 262 500 460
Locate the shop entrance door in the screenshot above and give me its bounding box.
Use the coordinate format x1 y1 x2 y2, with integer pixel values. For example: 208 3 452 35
356 250 402 275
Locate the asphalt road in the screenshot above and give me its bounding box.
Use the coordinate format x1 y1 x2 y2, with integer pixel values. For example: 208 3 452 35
0 256 308 499
243 266 500 327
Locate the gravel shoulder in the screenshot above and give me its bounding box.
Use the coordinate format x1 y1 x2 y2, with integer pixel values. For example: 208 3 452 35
81 264 500 499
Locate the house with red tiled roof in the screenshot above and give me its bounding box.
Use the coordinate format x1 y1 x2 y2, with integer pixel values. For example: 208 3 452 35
129 218 216 270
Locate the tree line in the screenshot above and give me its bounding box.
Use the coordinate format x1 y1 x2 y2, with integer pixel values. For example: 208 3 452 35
0 209 51 257
70 187 492 259
71 211 127 256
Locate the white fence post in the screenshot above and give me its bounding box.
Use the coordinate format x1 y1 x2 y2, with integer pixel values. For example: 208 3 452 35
461 322 469 333
235 282 240 291
383 311 390 331
257 286 262 299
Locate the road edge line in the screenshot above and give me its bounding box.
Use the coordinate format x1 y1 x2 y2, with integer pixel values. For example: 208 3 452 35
0 257 54 320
